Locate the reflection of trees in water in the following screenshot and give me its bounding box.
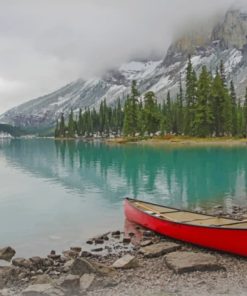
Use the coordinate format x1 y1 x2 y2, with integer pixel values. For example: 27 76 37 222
55 141 247 208
3 139 247 209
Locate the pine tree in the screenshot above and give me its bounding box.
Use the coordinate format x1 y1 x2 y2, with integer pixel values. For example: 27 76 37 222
237 98 243 137
244 88 247 137
123 81 139 136
184 56 197 135
54 119 59 138
177 74 184 135
230 81 238 136
77 108 84 136
116 98 123 135
194 66 213 137
137 100 145 136
143 91 160 135
160 100 166 135
59 113 66 138
67 109 75 138
166 91 172 134
211 73 227 136
123 96 132 136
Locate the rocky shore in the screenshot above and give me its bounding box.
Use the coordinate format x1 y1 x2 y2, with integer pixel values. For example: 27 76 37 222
1 221 247 296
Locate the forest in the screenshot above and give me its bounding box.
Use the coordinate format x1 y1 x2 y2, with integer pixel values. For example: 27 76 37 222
55 57 247 138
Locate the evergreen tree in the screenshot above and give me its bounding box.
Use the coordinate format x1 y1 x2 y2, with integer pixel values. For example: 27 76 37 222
184 56 197 135
59 113 66 138
166 91 172 134
123 96 132 136
143 91 160 135
123 81 139 136
230 81 238 136
54 120 59 138
160 100 166 135
211 73 226 136
67 109 76 138
244 88 247 137
194 66 213 137
78 108 83 136
177 74 184 134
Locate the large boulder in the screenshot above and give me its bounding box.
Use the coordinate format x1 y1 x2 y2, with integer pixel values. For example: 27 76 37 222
164 251 225 274
140 242 181 258
0 247 16 262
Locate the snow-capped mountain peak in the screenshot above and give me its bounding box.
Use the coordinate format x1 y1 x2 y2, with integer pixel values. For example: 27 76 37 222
1 8 247 130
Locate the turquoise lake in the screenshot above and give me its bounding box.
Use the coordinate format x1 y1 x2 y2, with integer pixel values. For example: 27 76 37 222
1 139 247 257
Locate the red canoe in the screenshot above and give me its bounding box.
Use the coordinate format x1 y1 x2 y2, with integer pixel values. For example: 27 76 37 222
124 198 247 257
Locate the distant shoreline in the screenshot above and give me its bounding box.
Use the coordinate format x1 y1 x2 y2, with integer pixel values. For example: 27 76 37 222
52 135 247 147
106 136 247 147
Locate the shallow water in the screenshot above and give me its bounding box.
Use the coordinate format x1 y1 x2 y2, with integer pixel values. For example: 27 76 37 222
1 139 247 257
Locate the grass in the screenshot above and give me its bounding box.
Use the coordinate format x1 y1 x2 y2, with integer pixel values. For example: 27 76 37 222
107 135 247 146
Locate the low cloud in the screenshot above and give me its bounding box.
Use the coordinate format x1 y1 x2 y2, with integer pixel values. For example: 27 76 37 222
0 0 244 114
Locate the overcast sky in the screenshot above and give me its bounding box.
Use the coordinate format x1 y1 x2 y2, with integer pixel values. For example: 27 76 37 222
0 0 245 114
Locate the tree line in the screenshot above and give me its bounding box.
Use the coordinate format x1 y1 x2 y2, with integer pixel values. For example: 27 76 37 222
55 57 247 138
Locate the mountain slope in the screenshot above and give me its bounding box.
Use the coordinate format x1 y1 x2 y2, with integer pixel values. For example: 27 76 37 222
1 8 247 129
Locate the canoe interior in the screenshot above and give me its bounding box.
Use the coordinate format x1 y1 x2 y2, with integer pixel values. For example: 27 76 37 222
130 200 247 229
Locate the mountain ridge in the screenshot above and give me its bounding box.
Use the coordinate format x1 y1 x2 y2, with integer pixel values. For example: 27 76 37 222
1 8 247 129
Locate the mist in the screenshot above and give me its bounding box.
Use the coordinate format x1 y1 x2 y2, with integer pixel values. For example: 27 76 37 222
0 0 245 114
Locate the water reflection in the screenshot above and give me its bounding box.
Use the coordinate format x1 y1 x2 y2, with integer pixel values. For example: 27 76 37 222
2 139 247 211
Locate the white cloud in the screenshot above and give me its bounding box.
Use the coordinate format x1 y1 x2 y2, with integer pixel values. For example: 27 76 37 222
0 0 243 114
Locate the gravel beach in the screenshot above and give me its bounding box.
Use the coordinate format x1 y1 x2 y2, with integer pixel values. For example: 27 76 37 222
1 219 247 296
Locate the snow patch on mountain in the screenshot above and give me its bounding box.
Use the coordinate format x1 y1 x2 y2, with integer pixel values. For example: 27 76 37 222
1 8 247 130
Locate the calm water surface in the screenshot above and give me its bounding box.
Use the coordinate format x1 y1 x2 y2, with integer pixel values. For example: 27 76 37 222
1 139 247 257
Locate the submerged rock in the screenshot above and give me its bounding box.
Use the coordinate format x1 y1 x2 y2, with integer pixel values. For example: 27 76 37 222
0 247 16 262
164 251 225 274
140 242 181 258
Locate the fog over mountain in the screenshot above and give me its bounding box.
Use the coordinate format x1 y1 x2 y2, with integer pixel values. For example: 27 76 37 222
0 0 243 114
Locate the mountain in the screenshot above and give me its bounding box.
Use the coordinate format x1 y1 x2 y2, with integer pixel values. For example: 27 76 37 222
1 8 247 130
0 124 26 137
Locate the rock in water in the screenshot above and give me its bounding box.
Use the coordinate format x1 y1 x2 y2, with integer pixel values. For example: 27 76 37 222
0 247 15 262
164 251 225 274
112 255 139 269
140 242 181 258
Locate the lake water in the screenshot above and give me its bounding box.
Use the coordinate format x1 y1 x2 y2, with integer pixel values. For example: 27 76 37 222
1 139 247 257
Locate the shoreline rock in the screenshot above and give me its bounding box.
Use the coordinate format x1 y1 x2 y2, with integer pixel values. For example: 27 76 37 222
1 223 247 296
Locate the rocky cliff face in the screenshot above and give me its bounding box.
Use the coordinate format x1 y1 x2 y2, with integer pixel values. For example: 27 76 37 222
212 9 247 50
1 8 247 129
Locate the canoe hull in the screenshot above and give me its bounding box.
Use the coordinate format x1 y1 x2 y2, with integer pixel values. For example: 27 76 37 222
124 199 247 257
